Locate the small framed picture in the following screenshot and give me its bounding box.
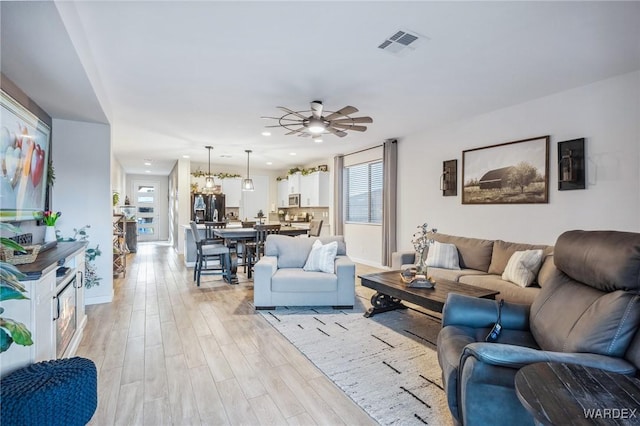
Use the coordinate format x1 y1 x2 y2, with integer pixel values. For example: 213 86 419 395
318 164 328 172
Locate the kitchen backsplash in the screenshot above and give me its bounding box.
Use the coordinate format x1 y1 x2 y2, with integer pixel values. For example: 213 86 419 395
270 207 329 221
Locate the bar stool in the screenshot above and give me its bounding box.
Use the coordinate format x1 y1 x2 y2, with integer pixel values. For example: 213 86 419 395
190 221 231 285
309 219 323 237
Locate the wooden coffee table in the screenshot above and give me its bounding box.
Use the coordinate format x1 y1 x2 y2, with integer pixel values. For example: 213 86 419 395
359 270 499 317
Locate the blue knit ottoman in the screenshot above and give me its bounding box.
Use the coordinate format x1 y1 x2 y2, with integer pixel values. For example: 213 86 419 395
0 357 97 426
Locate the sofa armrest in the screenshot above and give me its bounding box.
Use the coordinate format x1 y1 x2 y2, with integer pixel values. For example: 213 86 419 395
391 251 416 270
335 255 356 305
254 256 278 307
461 342 637 375
442 293 530 330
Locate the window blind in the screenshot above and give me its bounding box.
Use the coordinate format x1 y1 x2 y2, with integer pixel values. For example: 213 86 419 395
345 160 383 224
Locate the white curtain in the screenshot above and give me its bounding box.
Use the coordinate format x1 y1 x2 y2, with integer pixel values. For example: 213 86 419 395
382 139 397 266
333 155 344 236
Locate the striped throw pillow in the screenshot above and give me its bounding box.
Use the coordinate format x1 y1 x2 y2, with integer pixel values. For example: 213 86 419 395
303 240 338 273
426 241 461 270
502 249 544 287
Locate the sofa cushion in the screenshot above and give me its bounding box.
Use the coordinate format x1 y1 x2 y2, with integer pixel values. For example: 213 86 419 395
502 249 544 288
458 274 540 305
265 235 346 269
530 275 640 357
433 234 494 272
426 241 461 270
271 268 338 293
488 240 552 276
303 240 338 273
554 230 640 292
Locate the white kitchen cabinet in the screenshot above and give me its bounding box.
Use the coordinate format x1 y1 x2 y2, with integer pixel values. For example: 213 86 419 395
277 179 289 208
300 171 330 207
222 177 242 207
1 242 87 376
288 172 301 194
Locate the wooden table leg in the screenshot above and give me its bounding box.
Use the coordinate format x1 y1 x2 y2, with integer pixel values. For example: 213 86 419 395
224 251 239 285
364 292 407 318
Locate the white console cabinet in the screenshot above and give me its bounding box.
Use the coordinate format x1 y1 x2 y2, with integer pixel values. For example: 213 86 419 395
0 242 87 377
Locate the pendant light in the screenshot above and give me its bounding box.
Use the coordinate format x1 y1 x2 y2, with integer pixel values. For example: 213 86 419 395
204 145 214 190
242 149 254 191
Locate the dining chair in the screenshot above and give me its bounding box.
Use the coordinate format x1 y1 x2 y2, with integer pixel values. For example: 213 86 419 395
236 221 257 267
190 221 231 286
204 221 226 244
308 219 323 237
245 224 281 278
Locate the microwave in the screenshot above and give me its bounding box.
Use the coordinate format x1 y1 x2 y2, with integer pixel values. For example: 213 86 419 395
288 193 301 207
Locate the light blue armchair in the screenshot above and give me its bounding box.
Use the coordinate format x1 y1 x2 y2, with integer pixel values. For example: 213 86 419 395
253 235 355 310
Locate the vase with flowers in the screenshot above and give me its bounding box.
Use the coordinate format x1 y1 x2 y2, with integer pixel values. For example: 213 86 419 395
411 223 437 275
42 210 61 243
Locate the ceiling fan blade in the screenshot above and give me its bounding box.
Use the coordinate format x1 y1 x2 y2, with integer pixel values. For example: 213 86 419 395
331 124 368 132
285 128 306 135
331 116 373 124
310 100 323 119
261 116 301 121
325 127 348 137
277 106 307 120
324 106 359 121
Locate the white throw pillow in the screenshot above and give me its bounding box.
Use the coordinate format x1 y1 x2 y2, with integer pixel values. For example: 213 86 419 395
502 249 544 287
426 241 461 270
303 240 338 273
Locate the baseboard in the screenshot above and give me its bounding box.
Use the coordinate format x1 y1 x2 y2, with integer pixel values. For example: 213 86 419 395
85 292 114 305
348 257 390 269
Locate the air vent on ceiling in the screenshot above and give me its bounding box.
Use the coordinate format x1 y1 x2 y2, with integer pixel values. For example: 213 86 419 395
378 29 427 55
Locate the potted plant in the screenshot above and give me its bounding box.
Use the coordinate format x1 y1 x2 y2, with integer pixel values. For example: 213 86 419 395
0 223 33 352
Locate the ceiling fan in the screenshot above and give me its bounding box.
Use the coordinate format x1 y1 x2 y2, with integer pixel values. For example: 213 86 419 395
262 100 373 138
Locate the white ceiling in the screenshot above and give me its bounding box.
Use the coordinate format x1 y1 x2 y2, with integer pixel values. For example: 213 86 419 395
2 1 639 175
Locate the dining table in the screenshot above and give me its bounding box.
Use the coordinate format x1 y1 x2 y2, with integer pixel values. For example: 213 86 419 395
213 226 309 283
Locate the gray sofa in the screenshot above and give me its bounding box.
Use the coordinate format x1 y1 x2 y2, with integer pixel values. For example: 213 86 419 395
392 233 554 304
436 230 640 425
253 235 355 309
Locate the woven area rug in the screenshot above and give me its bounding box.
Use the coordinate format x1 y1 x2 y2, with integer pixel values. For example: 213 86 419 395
259 296 453 425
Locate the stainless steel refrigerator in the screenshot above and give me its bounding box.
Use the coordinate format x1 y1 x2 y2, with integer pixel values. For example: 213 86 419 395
192 193 225 223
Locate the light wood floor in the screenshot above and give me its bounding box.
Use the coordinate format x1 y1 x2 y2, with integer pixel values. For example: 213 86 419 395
78 242 384 425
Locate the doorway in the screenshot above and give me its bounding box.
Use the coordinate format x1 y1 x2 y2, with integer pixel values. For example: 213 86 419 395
130 177 168 242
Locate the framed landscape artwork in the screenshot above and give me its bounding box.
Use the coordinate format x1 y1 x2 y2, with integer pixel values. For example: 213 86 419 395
462 136 549 204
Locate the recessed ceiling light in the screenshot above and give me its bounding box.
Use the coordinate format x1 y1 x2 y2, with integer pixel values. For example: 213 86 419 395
182 155 190 159
144 162 152 166
145 170 151 173
266 162 273 165
313 137 323 143
261 131 271 136
220 154 232 158
289 152 296 156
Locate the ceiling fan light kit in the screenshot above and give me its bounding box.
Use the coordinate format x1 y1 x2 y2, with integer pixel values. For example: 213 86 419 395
262 100 372 139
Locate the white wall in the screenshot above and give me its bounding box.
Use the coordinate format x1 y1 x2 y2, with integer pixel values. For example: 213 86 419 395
169 158 191 255
111 154 125 205
397 71 640 251
52 119 113 305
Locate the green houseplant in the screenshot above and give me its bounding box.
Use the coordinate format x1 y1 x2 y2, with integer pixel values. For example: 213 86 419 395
0 223 33 352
